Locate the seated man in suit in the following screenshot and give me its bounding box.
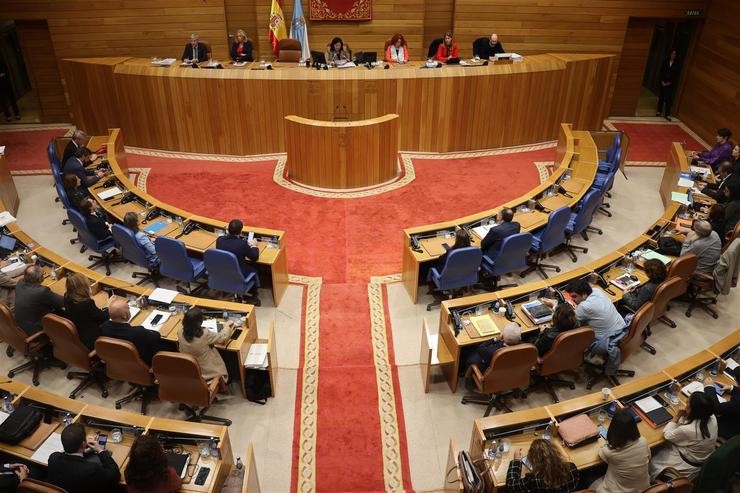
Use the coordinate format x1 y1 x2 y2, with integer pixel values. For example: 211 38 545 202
699 161 740 203
100 299 163 366
48 423 122 493
480 208 520 259
79 198 112 242
63 147 106 189
215 218 261 302
182 33 209 62
479 33 505 60
680 220 722 275
62 129 88 166
14 265 64 335
462 322 521 374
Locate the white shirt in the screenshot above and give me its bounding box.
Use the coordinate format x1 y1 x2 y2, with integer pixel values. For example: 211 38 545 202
390 46 404 63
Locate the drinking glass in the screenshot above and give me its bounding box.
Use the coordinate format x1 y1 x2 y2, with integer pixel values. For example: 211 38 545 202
695 370 705 382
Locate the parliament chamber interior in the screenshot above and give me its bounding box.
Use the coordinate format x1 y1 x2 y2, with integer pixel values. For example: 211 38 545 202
0 0 739 492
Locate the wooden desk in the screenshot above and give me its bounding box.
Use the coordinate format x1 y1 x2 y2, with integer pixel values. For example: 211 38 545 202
284 114 399 189
87 128 289 306
60 54 614 156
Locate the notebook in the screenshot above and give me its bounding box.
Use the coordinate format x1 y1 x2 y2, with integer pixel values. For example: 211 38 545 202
632 396 672 428
166 452 191 479
522 300 553 324
470 315 500 337
680 381 705 396
640 250 672 265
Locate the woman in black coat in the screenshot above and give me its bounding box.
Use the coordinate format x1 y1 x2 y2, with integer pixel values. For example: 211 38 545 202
64 272 109 350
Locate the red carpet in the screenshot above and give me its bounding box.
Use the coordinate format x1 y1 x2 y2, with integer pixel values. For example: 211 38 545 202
608 121 706 163
0 127 69 173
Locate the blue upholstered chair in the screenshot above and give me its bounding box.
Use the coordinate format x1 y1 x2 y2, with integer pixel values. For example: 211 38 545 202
520 206 571 279
480 232 533 291
564 189 604 262
54 180 74 228
111 224 159 286
203 248 261 305
592 170 617 217
597 133 621 173
425 246 482 311
67 209 121 275
155 236 206 294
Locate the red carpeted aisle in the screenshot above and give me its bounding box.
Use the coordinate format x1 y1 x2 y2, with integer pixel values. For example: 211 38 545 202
607 121 706 162
0 127 70 173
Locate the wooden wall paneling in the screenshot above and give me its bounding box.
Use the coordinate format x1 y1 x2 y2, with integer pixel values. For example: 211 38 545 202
677 0 740 144
224 0 259 57
609 18 655 116
423 0 454 56
14 21 68 122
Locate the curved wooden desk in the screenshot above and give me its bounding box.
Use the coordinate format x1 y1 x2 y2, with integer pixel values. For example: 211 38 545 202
60 54 614 155
284 114 399 189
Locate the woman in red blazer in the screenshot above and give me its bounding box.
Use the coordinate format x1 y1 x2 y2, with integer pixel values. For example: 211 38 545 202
435 31 459 62
385 33 409 64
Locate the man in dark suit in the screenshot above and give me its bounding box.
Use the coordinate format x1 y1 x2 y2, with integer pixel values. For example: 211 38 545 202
480 33 505 60
100 299 163 365
47 423 121 493
62 129 88 167
656 49 680 121
14 265 64 335
182 34 209 62
63 147 106 189
700 161 740 203
704 367 740 439
480 208 521 259
215 219 261 304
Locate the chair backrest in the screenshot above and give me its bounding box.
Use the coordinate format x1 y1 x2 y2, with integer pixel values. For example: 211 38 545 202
41 314 91 371
155 236 194 283
537 206 571 253
427 38 443 59
539 327 595 376
488 232 533 276
47 139 58 167
601 170 617 192
621 301 655 360
640 478 692 493
111 223 150 268
570 189 603 235
650 276 686 320
724 221 740 247
55 181 71 209
152 351 210 408
0 303 29 353
277 38 302 62
481 344 538 394
203 248 249 294
18 478 69 493
67 209 108 252
667 253 697 284
472 37 488 57
438 246 482 291
95 336 154 387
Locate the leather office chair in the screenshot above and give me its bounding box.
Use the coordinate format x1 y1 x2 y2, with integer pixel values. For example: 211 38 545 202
533 327 594 403
41 314 107 399
426 246 482 310
152 352 232 425
203 248 261 306
0 303 63 386
667 252 697 285
593 170 617 218
471 37 489 58
54 181 73 228
564 189 603 262
586 302 654 389
95 337 156 414
66 209 122 275
521 206 571 279
277 38 302 62
427 38 443 59
597 133 621 173
647 276 686 336
111 223 159 286
18 479 69 493
480 232 532 291
154 236 206 295
461 344 538 416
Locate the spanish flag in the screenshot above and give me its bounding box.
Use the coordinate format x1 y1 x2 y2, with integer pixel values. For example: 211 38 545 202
268 0 287 55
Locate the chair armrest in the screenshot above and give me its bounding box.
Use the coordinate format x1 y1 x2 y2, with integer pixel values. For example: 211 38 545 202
690 272 713 282
206 377 220 401
471 364 484 386
88 350 97 359
24 331 48 345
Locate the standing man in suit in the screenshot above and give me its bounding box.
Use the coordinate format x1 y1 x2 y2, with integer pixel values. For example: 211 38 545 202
100 299 163 365
47 423 122 493
656 49 680 121
215 219 261 305
63 129 88 166
182 34 209 62
14 265 64 335
481 208 521 259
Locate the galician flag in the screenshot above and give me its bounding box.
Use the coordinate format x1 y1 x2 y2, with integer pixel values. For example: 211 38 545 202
289 0 311 62
268 0 287 55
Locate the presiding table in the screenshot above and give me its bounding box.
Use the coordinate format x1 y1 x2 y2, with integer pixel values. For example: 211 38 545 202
60 54 614 156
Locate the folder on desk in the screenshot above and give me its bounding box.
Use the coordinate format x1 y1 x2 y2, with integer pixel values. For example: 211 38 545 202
640 250 672 265
166 452 191 479
97 187 123 200
143 220 168 235
632 396 672 428
471 315 500 337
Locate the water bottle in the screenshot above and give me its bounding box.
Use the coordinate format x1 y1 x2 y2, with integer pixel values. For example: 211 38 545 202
710 358 721 376
176 216 184 229
50 268 57 281
209 437 219 458
222 311 228 321
2 394 14 414
236 457 243 470
543 423 552 441
63 412 73 428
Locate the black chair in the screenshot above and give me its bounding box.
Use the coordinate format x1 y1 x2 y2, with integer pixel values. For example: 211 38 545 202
472 37 488 58
427 38 443 59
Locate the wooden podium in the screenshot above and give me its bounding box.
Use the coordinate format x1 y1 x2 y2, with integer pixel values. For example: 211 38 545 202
0 155 19 215
284 114 399 189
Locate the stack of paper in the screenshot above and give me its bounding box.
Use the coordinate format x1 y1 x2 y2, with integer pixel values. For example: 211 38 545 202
336 62 356 68
127 307 140 322
634 396 662 414
148 288 179 304
681 380 705 396
202 319 219 333
97 187 123 200
472 225 495 239
724 358 739 380
0 211 16 227
142 310 171 331
671 192 690 205
690 165 710 176
30 433 63 465
154 58 176 66
244 343 268 369
471 315 500 337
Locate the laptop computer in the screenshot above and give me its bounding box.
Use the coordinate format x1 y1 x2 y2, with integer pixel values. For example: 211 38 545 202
446 57 461 65
0 234 17 258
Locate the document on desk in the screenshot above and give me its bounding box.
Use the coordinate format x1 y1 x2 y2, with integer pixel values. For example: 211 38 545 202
202 319 219 333
0 411 8 425
128 307 141 322
30 432 63 465
634 396 662 414
142 310 171 332
245 343 268 369
678 177 694 188
725 358 739 380
154 58 176 66
148 288 179 304
336 62 356 68
0 211 16 227
670 192 690 205
690 165 710 176
472 225 495 240
640 250 672 265
97 187 123 200
143 220 169 235
680 380 705 397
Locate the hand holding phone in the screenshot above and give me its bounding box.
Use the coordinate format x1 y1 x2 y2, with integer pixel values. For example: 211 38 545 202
97 433 107 451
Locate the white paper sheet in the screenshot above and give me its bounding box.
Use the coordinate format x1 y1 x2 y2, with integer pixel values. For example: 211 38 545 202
678 178 694 188
142 310 171 331
634 396 662 413
472 225 495 239
244 343 268 368
681 380 705 396
0 211 16 227
97 187 123 200
128 307 140 323
148 288 179 304
202 319 219 333
30 432 64 465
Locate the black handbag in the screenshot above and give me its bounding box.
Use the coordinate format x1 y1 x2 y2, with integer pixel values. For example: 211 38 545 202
0 406 42 444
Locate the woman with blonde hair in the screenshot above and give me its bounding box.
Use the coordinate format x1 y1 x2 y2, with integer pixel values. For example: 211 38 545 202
506 438 579 492
64 272 109 350
385 33 409 64
230 29 253 62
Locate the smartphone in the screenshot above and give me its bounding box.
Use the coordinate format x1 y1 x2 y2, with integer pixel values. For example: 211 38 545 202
714 383 725 396
598 425 608 440
150 314 163 326
97 433 108 450
247 231 255 242
230 329 243 340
